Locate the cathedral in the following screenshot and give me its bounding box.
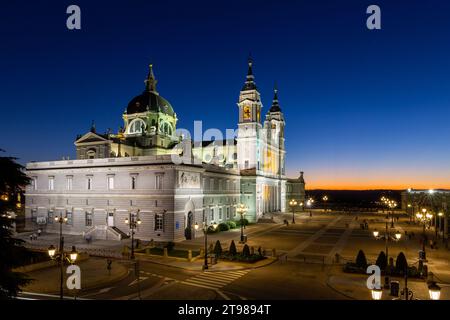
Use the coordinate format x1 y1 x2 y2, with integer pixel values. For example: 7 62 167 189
24 59 305 242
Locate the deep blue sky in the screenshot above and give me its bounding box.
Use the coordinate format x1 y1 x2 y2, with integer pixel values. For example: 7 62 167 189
1 0 450 189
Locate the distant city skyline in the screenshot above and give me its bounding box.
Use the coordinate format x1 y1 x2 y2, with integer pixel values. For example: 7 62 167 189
1 0 450 190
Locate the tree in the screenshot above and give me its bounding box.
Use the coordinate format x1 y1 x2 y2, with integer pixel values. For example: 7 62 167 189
395 252 408 274
355 249 367 269
0 152 33 298
242 244 250 257
213 240 222 257
229 240 237 256
375 251 387 270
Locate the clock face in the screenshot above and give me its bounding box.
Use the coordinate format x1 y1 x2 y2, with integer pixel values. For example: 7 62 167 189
243 106 251 120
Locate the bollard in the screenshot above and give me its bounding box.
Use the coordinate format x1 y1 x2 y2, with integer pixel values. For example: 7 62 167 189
163 247 168 257
188 250 192 261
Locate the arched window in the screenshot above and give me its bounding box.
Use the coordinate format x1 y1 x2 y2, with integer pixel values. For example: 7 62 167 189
87 149 96 159
128 119 146 134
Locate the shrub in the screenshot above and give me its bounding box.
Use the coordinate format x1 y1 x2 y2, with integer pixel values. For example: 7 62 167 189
218 222 229 231
214 240 222 257
229 240 237 256
242 244 250 257
355 249 367 269
236 218 249 227
165 241 175 252
207 226 219 234
395 252 408 274
376 251 387 270
227 221 237 229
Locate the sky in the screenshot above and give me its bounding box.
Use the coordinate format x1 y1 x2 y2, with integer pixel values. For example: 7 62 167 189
0 0 449 190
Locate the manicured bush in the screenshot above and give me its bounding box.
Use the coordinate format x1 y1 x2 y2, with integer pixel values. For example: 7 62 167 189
235 218 249 227
229 240 237 256
218 222 229 231
165 241 175 252
376 251 387 270
207 225 219 234
227 221 237 229
242 244 250 257
395 252 408 274
355 249 367 269
214 240 222 257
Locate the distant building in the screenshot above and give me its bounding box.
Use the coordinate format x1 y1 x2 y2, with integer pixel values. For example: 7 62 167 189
25 59 305 242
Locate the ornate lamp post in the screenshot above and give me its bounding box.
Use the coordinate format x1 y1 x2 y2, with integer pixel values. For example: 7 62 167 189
236 203 248 243
47 214 78 300
306 198 314 217
373 225 402 289
322 195 328 212
289 199 297 224
124 212 141 260
195 221 217 271
388 200 397 228
416 209 433 260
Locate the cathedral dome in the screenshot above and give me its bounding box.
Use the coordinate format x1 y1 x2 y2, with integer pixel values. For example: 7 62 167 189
126 91 175 116
126 64 175 117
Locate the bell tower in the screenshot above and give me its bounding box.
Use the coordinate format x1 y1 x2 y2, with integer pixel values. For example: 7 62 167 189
236 57 263 171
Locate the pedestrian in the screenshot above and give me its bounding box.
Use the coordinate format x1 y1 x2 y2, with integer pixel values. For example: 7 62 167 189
33 233 37 240
29 234 33 241
37 229 42 237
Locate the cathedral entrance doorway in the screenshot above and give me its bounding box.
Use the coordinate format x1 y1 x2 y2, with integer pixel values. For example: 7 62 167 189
185 211 194 240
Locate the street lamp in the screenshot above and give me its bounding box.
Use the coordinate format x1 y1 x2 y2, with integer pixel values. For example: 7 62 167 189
306 198 314 217
416 209 433 260
236 203 248 243
124 211 141 260
47 214 78 300
195 220 217 271
428 282 441 300
289 199 297 224
322 195 328 212
437 212 444 240
373 222 402 289
371 288 383 300
388 200 397 228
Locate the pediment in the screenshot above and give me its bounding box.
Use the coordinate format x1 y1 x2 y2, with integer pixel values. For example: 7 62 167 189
75 132 109 145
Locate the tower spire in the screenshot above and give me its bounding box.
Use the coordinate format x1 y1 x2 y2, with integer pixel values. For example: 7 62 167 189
144 63 158 92
90 120 96 133
269 84 281 112
241 55 257 91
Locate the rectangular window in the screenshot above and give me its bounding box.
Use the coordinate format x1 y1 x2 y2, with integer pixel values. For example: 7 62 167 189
66 211 73 225
219 208 223 220
210 208 214 221
210 178 214 190
66 176 73 190
47 210 54 224
31 209 37 222
155 213 164 231
87 177 92 190
131 176 136 190
226 207 230 219
85 211 92 226
107 176 114 190
31 177 37 190
156 174 163 190
48 177 54 190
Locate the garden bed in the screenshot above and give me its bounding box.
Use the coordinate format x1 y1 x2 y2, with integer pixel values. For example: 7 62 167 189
138 247 200 259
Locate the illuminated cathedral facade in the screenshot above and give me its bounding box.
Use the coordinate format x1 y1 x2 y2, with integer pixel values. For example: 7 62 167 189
24 59 305 242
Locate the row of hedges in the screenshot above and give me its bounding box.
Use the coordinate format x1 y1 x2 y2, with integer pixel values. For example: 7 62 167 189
211 240 265 263
344 249 421 278
207 219 249 234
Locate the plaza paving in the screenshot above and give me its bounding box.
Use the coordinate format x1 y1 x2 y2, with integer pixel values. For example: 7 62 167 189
16 210 450 300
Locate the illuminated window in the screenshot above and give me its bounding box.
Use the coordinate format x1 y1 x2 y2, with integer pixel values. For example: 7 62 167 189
66 211 73 225
47 210 54 224
128 119 146 134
